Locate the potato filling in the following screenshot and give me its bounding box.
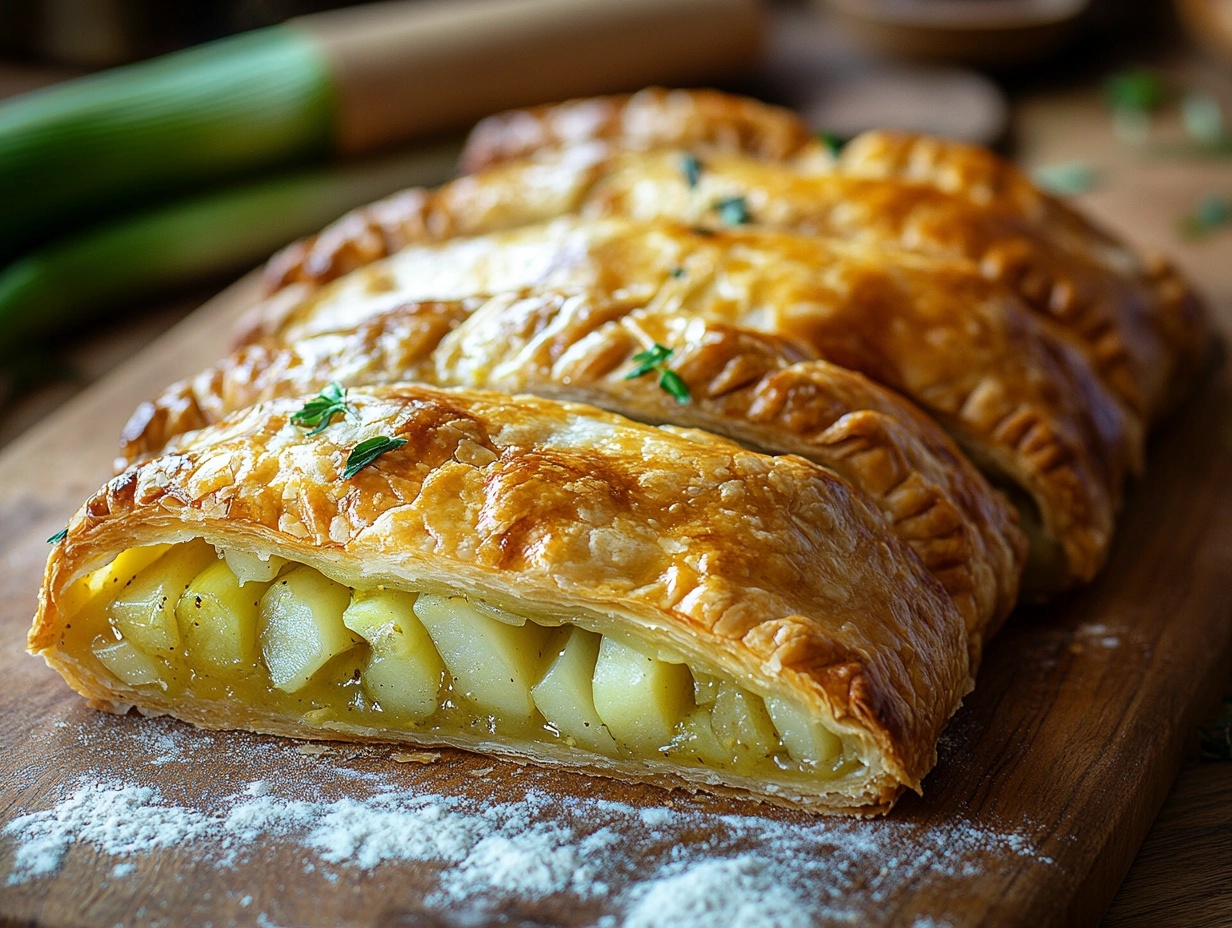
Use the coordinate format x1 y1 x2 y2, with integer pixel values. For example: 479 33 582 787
55 541 857 780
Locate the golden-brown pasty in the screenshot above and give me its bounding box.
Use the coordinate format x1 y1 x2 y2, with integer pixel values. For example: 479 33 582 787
35 385 969 814
265 91 1207 430
120 289 1026 659
242 216 1131 591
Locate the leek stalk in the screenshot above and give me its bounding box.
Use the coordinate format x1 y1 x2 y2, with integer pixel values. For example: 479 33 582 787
0 26 334 262
0 142 459 358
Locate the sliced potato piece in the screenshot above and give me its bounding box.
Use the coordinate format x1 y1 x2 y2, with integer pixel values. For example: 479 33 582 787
413 594 550 721
676 707 730 767
343 589 444 720
531 626 617 753
765 696 843 766
220 548 288 585
259 566 359 692
59 544 173 618
109 541 217 655
175 559 266 670
592 636 693 753
92 635 164 688
709 684 780 761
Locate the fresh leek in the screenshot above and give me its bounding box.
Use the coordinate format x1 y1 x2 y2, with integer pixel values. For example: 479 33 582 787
0 142 459 358
0 26 334 262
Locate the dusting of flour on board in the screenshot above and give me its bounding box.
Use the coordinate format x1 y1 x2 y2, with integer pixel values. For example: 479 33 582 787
0 714 1058 927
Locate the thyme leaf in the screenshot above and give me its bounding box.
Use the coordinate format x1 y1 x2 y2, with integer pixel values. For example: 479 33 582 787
343 435 407 479
715 195 751 225
46 528 67 544
681 152 703 189
291 382 352 436
624 343 691 403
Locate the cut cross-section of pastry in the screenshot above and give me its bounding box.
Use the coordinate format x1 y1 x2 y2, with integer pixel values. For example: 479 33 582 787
35 386 970 814
238 216 1132 592
122 290 1026 658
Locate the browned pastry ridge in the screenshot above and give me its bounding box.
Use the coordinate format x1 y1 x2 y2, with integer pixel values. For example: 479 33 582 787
265 90 1207 433
241 216 1131 591
37 385 971 813
120 289 1027 658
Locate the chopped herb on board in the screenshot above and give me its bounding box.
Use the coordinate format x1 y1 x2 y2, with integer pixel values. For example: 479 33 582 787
1105 69 1166 114
291 381 353 435
343 435 407 479
625 343 691 404
1033 161 1099 197
1179 194 1232 239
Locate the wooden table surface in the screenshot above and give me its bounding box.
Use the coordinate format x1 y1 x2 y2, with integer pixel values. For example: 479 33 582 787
1 5 1230 925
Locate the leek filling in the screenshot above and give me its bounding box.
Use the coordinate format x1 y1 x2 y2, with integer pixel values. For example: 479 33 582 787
56 540 860 781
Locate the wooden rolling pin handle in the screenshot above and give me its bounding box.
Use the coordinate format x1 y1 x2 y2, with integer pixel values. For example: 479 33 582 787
293 0 764 156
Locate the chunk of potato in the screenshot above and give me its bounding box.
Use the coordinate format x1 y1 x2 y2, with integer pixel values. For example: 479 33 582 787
175 559 265 670
109 541 217 655
709 684 780 761
676 707 730 767
259 566 359 692
531 626 617 753
343 589 444 721
591 636 693 753
219 548 288 585
413 594 550 721
60 544 173 619
764 696 843 766
92 635 164 688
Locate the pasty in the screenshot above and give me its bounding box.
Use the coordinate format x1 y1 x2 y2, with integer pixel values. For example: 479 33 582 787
35 385 969 814
265 91 1207 429
120 290 1026 659
243 216 1130 591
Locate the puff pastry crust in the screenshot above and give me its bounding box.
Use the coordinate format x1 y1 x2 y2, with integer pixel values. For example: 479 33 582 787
121 290 1026 657
36 385 969 813
244 216 1130 590
266 92 1207 429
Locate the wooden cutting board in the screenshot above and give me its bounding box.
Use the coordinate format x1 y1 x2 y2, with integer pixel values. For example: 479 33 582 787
1 96 1231 928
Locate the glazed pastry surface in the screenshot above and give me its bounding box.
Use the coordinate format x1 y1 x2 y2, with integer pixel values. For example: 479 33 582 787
121 290 1026 653
246 216 1130 590
266 90 1206 427
37 386 969 813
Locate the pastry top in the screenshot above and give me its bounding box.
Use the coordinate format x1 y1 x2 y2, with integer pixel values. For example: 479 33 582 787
121 289 1026 653
40 385 970 807
265 110 1208 427
458 86 828 176
241 215 1132 588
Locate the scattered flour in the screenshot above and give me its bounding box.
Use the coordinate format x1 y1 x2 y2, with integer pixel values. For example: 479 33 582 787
0 716 1059 926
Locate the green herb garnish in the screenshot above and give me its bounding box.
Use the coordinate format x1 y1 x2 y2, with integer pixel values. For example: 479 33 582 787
682 152 702 189
670 266 686 278
342 435 407 479
714 195 751 225
1180 194 1231 239
291 381 353 436
624 343 691 404
1105 69 1166 113
46 528 67 544
1033 161 1099 197
818 131 846 158
1182 92 1226 145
